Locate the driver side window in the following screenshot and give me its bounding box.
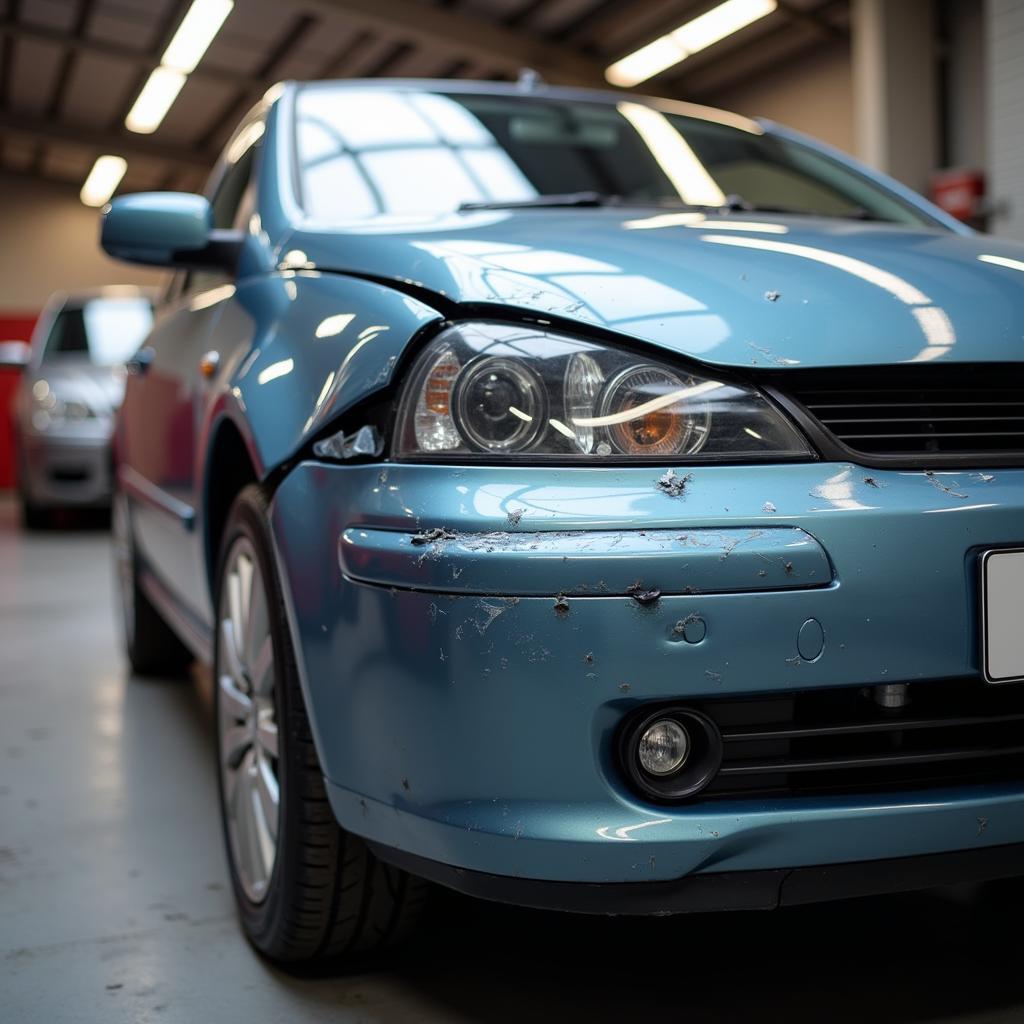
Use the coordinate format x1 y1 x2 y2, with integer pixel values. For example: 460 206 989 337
185 131 261 296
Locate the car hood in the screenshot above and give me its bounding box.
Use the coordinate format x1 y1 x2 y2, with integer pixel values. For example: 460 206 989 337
29 358 126 415
287 209 1024 369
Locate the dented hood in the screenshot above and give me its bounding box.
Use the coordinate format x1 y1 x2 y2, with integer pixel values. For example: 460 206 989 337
288 207 1024 369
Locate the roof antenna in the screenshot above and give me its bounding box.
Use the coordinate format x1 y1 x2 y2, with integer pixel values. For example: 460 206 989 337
516 68 544 92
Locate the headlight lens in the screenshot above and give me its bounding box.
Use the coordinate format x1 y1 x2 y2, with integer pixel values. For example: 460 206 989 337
599 364 711 457
395 323 811 461
456 357 546 452
31 379 98 431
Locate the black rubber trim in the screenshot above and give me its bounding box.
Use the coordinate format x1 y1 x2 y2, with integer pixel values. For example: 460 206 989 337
366 840 1024 916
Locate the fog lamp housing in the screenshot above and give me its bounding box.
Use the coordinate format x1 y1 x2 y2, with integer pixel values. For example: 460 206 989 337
619 707 723 802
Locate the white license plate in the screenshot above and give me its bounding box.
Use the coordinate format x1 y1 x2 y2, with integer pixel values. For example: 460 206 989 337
982 549 1024 683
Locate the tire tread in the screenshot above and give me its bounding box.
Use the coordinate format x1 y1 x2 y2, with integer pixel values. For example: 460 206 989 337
216 484 429 966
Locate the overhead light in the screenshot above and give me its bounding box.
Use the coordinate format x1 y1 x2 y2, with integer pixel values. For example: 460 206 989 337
124 0 232 135
80 155 127 207
125 67 187 133
161 0 234 74
606 0 778 87
674 0 778 51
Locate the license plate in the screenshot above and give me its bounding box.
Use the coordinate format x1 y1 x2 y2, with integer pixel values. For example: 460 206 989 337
981 549 1024 683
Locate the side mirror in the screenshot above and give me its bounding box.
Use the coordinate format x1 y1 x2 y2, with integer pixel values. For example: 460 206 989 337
0 340 30 369
101 192 242 270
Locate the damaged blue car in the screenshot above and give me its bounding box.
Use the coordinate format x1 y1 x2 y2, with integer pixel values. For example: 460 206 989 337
102 79 1024 965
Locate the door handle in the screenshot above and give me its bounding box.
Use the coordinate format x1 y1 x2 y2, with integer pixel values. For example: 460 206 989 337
127 346 155 376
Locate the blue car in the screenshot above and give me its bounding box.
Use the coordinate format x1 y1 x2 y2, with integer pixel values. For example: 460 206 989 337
102 79 1024 965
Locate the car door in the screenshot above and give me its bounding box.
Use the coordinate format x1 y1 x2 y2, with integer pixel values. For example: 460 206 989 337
120 133 262 626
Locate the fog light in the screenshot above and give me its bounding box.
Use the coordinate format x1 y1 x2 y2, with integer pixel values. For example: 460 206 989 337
637 719 689 776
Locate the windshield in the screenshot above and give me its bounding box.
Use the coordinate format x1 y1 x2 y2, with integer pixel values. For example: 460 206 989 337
43 297 153 366
294 86 937 227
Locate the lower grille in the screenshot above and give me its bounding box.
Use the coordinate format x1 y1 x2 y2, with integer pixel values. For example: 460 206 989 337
775 363 1024 462
693 678 1024 800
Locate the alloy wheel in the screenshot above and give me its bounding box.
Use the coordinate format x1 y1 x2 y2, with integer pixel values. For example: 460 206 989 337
217 537 280 904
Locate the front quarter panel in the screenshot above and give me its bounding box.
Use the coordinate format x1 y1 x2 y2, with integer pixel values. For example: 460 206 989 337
219 270 443 475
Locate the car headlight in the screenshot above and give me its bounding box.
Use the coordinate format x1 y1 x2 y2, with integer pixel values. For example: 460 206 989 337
394 323 811 461
31 379 98 431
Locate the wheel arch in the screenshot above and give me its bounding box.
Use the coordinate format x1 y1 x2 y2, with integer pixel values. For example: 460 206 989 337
203 414 262 598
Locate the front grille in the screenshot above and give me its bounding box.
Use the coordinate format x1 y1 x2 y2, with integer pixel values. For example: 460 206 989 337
777 364 1024 461
693 678 1024 801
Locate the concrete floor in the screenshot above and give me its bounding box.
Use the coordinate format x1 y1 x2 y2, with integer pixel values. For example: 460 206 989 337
3 494 1024 1023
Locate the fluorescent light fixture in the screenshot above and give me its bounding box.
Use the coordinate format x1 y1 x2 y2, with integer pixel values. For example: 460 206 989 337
80 155 127 207
124 0 232 135
675 0 778 51
606 0 778 87
125 66 187 133
161 0 233 73
606 36 685 89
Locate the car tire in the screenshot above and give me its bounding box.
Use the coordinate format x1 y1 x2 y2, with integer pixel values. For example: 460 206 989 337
214 484 429 965
112 487 193 678
17 450 50 530
20 495 50 531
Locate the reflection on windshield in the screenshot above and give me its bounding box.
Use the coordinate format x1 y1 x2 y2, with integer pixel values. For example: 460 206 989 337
294 86 936 227
616 101 726 207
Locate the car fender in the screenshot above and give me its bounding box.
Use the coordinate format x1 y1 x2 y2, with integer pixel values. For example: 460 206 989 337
215 270 444 478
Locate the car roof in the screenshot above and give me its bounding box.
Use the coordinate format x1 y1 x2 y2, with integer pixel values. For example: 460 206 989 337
288 78 765 136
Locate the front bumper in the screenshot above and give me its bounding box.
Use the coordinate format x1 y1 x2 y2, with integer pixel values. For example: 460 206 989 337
368 838 1024 914
269 460 1024 889
21 430 113 507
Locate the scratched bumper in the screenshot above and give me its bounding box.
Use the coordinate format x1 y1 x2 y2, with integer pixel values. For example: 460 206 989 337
269 460 1024 885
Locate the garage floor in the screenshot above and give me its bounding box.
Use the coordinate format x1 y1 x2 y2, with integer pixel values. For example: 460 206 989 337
2 494 1024 1024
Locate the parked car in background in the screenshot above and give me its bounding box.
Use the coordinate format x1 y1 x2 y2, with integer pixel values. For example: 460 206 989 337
12 288 153 527
101 79 1024 967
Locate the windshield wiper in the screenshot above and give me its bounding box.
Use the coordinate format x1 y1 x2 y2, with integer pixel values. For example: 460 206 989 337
458 193 750 213
717 195 888 221
458 191 619 211
459 192 889 222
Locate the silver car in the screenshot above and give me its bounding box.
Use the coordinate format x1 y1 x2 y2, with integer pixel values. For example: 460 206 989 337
13 288 153 527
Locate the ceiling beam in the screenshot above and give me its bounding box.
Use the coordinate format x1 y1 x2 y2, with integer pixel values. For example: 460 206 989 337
45 0 97 118
0 1 20 110
667 0 848 95
563 0 699 53
776 0 847 41
0 19 249 87
196 12 317 151
302 0 607 85
672 23 838 97
2 4 609 88
567 0 846 66
0 111 215 171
